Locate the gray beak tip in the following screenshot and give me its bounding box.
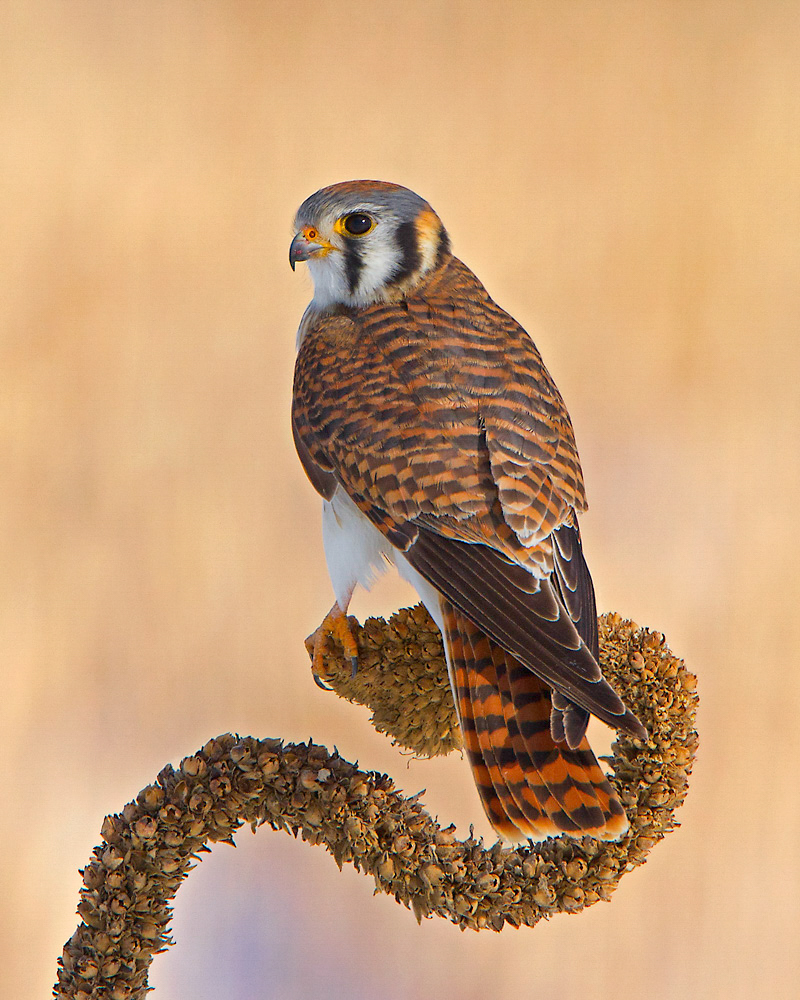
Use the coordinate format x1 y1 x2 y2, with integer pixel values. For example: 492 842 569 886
290 230 326 271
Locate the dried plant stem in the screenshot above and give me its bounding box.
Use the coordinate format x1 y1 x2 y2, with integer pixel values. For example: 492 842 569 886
55 610 698 999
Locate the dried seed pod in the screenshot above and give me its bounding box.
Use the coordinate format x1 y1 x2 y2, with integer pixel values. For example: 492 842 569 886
132 816 158 842
55 610 697 1000
564 858 588 882
180 756 206 778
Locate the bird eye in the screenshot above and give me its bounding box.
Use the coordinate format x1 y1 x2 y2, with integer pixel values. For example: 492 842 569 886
342 213 374 236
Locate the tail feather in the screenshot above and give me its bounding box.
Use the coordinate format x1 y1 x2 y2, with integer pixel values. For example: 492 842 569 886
447 613 523 840
443 599 628 842
461 621 548 833
495 655 589 833
504 656 624 833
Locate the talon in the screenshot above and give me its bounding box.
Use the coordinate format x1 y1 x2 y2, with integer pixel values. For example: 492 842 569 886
307 602 360 685
350 656 359 679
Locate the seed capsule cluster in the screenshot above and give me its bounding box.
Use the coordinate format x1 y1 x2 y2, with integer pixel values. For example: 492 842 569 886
55 610 697 999
308 602 462 756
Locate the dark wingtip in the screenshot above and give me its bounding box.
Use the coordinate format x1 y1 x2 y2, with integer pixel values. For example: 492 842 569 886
620 710 648 743
563 703 591 750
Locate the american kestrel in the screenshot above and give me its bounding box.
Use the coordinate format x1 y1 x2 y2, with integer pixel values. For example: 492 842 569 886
290 180 646 842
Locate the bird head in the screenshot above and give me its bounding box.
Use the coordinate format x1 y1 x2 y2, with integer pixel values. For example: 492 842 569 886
289 180 451 309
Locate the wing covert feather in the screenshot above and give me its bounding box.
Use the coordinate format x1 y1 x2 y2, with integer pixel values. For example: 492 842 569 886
292 256 585 549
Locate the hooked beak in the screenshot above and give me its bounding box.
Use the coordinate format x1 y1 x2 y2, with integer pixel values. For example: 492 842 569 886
289 227 332 271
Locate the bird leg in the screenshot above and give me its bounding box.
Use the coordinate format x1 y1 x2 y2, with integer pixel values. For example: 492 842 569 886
305 602 360 688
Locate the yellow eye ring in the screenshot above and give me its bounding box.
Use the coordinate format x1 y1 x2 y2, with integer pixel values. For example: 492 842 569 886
336 213 376 237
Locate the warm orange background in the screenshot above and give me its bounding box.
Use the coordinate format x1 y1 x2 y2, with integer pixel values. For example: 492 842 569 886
3 2 798 998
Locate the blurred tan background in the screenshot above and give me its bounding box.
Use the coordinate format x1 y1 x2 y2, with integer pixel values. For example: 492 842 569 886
2 1 799 997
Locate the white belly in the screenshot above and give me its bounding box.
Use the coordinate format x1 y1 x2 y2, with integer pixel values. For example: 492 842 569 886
322 487 446 635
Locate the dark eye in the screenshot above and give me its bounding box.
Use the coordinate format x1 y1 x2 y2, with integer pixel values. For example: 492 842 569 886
343 213 374 236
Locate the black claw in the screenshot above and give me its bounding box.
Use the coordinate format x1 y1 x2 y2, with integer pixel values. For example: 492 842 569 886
313 672 332 691
350 656 359 679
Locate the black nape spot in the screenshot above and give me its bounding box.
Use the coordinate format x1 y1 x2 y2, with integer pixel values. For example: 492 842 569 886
345 242 364 295
435 227 452 266
390 219 422 285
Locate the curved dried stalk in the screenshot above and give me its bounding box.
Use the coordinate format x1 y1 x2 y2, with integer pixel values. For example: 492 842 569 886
55 610 698 999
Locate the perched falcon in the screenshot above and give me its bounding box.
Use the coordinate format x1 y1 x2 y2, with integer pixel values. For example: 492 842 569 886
290 180 646 842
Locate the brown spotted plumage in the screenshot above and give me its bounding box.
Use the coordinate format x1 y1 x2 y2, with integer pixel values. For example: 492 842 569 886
290 180 646 842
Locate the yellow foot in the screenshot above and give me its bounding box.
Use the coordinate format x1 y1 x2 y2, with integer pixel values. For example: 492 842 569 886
305 603 359 688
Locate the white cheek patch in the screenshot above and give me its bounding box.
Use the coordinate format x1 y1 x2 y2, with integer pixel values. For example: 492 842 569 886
304 216 404 310
349 226 400 307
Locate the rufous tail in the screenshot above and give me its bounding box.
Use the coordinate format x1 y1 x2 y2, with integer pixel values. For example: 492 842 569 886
442 600 628 842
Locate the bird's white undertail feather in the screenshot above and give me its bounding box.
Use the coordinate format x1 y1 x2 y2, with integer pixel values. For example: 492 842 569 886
322 487 461 720
322 488 393 611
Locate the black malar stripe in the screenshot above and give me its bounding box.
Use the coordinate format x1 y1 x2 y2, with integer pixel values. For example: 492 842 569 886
345 241 364 295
